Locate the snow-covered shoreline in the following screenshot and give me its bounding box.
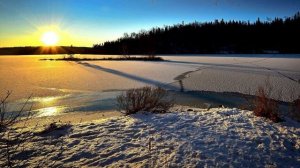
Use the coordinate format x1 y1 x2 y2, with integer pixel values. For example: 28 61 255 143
3 107 299 167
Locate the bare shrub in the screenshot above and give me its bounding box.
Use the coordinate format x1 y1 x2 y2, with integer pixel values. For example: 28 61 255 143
116 86 174 115
290 96 300 121
253 87 282 122
0 91 33 132
148 53 156 59
0 91 34 167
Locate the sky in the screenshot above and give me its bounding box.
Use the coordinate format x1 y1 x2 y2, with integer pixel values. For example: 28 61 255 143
0 0 299 47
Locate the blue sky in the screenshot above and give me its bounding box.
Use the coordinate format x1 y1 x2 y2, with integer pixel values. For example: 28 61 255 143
0 0 299 47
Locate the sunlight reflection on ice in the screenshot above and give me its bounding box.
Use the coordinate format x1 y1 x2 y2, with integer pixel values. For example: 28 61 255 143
40 97 56 103
37 106 66 117
31 96 60 103
25 95 70 117
31 95 69 106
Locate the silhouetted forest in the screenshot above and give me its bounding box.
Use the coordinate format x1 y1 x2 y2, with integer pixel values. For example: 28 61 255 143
94 12 300 54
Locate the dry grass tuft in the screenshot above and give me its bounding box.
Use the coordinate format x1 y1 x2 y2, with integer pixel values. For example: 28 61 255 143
38 122 72 135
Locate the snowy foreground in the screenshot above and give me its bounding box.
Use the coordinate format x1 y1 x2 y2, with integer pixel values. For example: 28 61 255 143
7 107 300 167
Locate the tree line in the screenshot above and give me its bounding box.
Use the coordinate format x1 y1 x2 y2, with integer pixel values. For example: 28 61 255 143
94 12 300 54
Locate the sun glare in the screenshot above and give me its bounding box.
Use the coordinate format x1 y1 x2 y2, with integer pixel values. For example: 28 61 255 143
41 31 59 46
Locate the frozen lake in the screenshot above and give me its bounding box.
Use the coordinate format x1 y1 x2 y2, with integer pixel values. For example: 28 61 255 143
1 54 299 116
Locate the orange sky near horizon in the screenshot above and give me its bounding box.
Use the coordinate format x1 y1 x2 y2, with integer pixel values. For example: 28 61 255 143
0 25 99 47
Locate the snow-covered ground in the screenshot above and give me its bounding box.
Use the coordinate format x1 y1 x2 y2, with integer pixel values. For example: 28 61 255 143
4 107 300 167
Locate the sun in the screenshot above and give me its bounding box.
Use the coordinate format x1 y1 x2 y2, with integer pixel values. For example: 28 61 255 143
41 31 59 46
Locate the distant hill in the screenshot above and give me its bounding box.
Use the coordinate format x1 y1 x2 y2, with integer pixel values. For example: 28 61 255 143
0 46 102 55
